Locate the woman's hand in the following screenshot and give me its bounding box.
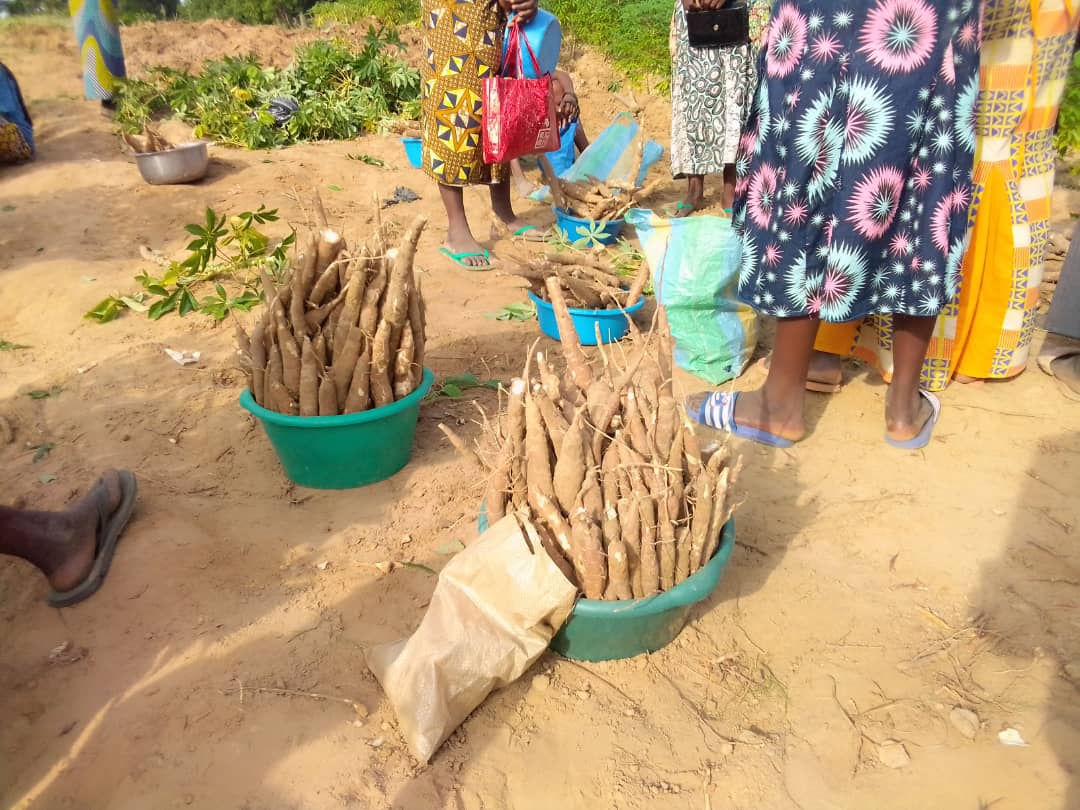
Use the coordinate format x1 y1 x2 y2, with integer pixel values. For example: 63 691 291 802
508 0 538 22
557 93 579 129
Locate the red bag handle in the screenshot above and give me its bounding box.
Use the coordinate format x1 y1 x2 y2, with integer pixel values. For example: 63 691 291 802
502 20 545 79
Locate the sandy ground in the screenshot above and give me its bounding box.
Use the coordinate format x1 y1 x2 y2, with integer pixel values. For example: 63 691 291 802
2 18 1080 810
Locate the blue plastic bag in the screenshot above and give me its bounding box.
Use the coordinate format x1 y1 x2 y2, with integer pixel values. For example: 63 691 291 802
530 112 663 194
626 209 758 384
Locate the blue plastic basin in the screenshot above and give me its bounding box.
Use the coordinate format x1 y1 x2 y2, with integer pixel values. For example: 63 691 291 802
401 137 422 169
553 207 625 247
529 290 643 346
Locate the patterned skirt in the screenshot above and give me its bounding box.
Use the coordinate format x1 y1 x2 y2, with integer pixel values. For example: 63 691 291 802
816 0 1080 390
69 0 126 101
669 1 755 176
735 0 981 323
421 0 508 186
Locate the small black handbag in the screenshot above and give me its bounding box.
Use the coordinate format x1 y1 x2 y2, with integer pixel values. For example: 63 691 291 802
685 2 750 48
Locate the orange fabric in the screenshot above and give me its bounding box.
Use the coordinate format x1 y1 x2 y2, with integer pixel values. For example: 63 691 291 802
814 0 1080 391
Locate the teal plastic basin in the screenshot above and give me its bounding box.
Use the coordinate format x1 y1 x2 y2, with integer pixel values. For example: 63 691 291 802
478 504 735 661
239 368 434 489
550 520 736 661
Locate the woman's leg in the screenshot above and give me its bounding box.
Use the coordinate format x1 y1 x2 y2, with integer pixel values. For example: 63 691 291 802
490 178 533 229
886 314 936 441
673 174 705 218
574 122 590 152
721 164 736 210
732 317 821 441
439 184 489 268
509 159 537 197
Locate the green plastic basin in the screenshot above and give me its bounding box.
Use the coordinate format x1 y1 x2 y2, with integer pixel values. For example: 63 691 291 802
239 368 434 490
551 520 736 662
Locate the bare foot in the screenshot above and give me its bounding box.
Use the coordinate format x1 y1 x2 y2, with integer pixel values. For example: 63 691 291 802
48 471 124 593
685 388 807 443
490 218 549 242
667 195 702 219
884 388 935 443
763 350 843 391
443 235 490 269
515 178 538 198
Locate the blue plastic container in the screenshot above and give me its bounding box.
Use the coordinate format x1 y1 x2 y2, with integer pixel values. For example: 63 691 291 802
401 137 422 169
529 290 644 346
553 207 626 247
503 10 562 78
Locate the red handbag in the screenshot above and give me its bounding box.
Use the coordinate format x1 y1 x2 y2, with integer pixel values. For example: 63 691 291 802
481 23 561 165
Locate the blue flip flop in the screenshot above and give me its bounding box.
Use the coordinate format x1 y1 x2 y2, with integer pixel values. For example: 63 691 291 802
688 391 795 448
884 390 941 450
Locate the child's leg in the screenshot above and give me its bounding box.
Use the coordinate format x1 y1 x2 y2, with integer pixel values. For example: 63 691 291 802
573 122 589 153
510 158 537 197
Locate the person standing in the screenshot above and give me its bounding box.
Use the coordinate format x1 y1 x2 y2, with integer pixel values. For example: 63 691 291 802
421 0 545 271
668 0 768 217
812 0 1080 391
1039 221 1080 399
69 0 127 108
687 0 981 449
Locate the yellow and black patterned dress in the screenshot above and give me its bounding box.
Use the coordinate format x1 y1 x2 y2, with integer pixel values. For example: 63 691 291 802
421 0 508 186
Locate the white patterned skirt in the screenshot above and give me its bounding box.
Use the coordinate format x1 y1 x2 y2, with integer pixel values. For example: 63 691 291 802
669 1 755 177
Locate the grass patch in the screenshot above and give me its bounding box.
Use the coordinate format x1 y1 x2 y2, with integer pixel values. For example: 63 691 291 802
1056 50 1080 157
542 0 671 80
309 0 419 26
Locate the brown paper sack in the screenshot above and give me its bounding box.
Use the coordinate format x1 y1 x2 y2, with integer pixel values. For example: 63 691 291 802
365 514 578 762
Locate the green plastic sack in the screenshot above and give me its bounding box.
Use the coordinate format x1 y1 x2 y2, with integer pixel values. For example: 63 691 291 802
626 209 757 384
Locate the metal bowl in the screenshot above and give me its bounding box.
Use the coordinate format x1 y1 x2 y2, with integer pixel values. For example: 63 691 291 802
134 141 210 185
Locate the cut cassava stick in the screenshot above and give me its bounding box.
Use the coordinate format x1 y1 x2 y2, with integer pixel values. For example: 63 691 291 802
344 347 372 414
368 321 394 409
251 320 266 407
604 541 632 601
277 316 302 401
318 374 337 417
552 409 586 514
506 378 527 509
315 229 343 279
570 509 606 600
544 277 593 391
392 323 416 400
299 336 319 417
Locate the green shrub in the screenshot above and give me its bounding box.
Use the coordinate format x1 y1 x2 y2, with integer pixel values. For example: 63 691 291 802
114 28 420 148
542 0 671 79
309 0 419 27
181 0 312 25
1056 50 1080 157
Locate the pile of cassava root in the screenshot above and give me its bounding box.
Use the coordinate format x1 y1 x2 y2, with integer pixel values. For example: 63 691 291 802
237 199 427 417
122 123 175 154
512 250 650 311
441 277 741 601
539 137 660 223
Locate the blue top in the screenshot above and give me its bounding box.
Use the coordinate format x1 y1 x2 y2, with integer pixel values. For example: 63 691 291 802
502 9 561 78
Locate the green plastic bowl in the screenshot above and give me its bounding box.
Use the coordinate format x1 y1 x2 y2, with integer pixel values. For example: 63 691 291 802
551 520 736 662
239 368 434 490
